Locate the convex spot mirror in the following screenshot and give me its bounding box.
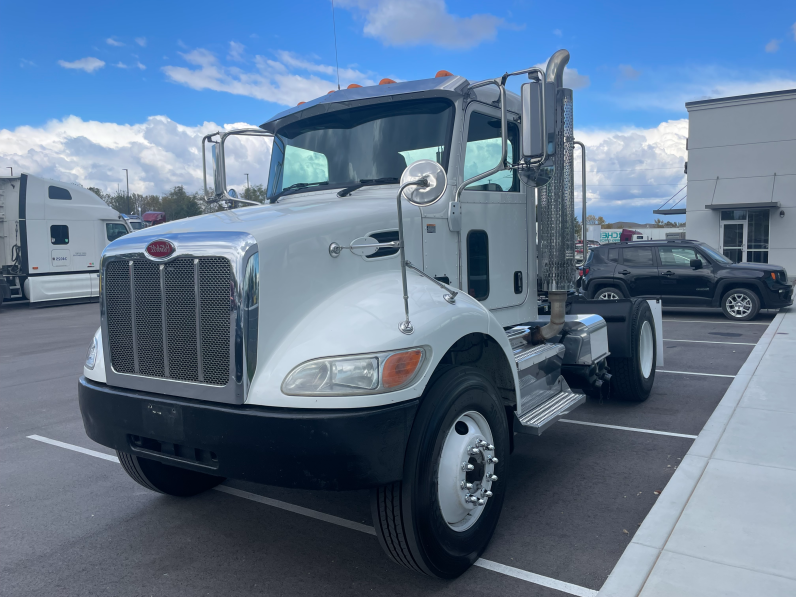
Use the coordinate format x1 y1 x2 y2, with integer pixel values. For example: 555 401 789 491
400 159 447 207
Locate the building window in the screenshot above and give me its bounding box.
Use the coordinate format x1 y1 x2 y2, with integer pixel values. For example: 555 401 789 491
51 225 69 245
747 209 769 263
467 230 489 300
48 186 72 200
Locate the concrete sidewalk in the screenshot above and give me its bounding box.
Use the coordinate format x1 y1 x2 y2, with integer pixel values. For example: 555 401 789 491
600 307 796 596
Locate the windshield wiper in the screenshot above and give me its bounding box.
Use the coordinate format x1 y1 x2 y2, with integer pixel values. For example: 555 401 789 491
269 181 329 204
337 177 400 198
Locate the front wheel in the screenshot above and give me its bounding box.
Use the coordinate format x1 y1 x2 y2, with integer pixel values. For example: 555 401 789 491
117 451 224 497
721 288 760 321
609 299 656 401
371 367 509 578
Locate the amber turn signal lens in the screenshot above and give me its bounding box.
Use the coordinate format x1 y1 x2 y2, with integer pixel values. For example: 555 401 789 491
770 272 777 281
382 350 423 389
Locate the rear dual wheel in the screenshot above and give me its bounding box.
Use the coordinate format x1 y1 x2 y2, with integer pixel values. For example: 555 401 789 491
371 367 509 579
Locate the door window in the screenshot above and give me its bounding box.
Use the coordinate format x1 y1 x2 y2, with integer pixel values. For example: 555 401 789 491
467 230 489 300
658 247 704 267
50 225 69 245
106 223 129 242
463 112 520 192
621 247 654 267
721 223 745 263
747 210 769 263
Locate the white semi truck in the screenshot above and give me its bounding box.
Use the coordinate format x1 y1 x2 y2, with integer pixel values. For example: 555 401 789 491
0 173 131 306
79 50 659 578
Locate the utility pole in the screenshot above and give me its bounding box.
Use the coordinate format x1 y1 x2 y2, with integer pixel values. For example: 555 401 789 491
245 174 250 188
122 169 130 214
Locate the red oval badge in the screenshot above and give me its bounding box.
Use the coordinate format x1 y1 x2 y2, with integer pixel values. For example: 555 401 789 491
145 239 175 259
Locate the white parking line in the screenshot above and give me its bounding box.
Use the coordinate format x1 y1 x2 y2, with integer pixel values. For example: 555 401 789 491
26 434 597 597
663 338 756 346
663 319 770 326
656 370 736 378
558 420 697 439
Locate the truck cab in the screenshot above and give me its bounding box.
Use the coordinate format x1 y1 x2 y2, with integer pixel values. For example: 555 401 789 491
79 49 659 579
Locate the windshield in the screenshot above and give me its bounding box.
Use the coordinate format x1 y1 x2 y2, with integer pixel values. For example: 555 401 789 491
267 98 455 199
129 221 143 230
699 243 732 264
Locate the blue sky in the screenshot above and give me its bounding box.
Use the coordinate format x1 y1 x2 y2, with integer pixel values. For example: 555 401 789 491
2 0 795 223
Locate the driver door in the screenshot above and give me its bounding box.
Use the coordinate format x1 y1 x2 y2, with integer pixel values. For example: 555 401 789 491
459 106 527 311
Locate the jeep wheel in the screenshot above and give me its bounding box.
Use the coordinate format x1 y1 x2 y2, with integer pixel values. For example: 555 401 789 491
609 299 656 402
117 451 224 497
595 286 624 300
721 288 760 321
371 367 509 578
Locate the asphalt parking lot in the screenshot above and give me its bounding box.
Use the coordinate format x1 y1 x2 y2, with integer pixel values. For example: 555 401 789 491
0 302 776 597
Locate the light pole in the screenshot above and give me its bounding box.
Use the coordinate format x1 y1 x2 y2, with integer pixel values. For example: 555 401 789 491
245 173 250 188
122 169 130 214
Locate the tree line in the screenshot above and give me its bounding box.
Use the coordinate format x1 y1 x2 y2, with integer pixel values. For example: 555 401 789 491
88 184 269 222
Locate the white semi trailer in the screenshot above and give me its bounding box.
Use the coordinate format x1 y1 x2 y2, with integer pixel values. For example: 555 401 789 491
0 173 131 306
79 50 659 578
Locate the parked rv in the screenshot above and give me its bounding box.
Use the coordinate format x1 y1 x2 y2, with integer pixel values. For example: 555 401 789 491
0 173 130 306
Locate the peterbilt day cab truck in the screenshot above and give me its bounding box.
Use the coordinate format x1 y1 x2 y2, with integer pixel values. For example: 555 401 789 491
79 50 660 578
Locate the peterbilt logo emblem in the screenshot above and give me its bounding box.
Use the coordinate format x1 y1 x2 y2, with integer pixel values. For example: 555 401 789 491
145 240 175 259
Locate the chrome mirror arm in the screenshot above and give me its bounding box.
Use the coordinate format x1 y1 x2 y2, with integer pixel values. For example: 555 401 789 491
202 129 274 207
396 178 429 334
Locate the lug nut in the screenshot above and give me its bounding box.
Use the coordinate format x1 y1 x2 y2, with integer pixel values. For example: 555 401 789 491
482 490 493 498
461 481 473 490
488 474 498 482
465 494 479 504
486 444 495 451
462 462 475 471
467 446 480 455
475 439 488 448
487 456 499 464
477 499 486 506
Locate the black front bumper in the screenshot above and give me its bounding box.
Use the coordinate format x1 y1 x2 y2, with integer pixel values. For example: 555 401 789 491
78 377 418 490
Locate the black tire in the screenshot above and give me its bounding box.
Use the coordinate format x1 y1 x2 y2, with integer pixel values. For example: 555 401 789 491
371 367 509 579
594 286 624 300
117 451 224 497
609 299 656 402
721 288 760 321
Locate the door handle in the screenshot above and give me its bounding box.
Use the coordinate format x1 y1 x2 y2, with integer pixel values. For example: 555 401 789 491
661 271 675 276
619 270 631 275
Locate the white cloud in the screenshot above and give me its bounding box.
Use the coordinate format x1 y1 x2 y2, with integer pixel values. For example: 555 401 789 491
106 37 124 47
228 41 246 62
114 62 129 69
765 39 781 53
618 64 641 80
573 119 688 218
135 37 147 47
58 57 106 73
605 66 796 112
338 0 508 49
136 61 146 70
20 59 36 68
163 48 375 106
0 115 271 197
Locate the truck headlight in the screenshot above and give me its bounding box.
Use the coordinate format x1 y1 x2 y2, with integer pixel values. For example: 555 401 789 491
282 348 426 396
85 336 98 370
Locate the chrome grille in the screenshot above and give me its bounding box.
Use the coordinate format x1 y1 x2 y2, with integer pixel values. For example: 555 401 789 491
105 257 231 386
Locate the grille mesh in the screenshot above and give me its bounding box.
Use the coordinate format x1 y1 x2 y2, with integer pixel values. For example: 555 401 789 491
105 256 232 386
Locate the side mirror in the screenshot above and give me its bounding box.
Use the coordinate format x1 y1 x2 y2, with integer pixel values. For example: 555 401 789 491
521 82 544 159
400 159 447 207
211 143 225 198
690 259 702 269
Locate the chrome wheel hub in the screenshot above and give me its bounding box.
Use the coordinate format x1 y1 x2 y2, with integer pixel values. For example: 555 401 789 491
599 291 619 300
726 293 752 318
639 320 654 378
437 411 497 532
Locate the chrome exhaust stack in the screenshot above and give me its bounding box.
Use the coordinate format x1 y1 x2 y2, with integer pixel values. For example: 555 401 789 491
528 50 576 344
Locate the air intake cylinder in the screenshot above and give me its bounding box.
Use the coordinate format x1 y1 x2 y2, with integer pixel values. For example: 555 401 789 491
537 87 575 292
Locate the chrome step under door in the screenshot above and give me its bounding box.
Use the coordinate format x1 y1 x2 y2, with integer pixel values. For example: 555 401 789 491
515 390 585 436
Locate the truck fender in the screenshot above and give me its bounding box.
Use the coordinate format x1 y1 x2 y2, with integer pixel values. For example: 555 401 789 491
247 270 520 409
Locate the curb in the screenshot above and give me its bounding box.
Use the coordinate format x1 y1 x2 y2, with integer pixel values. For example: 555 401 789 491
598 311 787 596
